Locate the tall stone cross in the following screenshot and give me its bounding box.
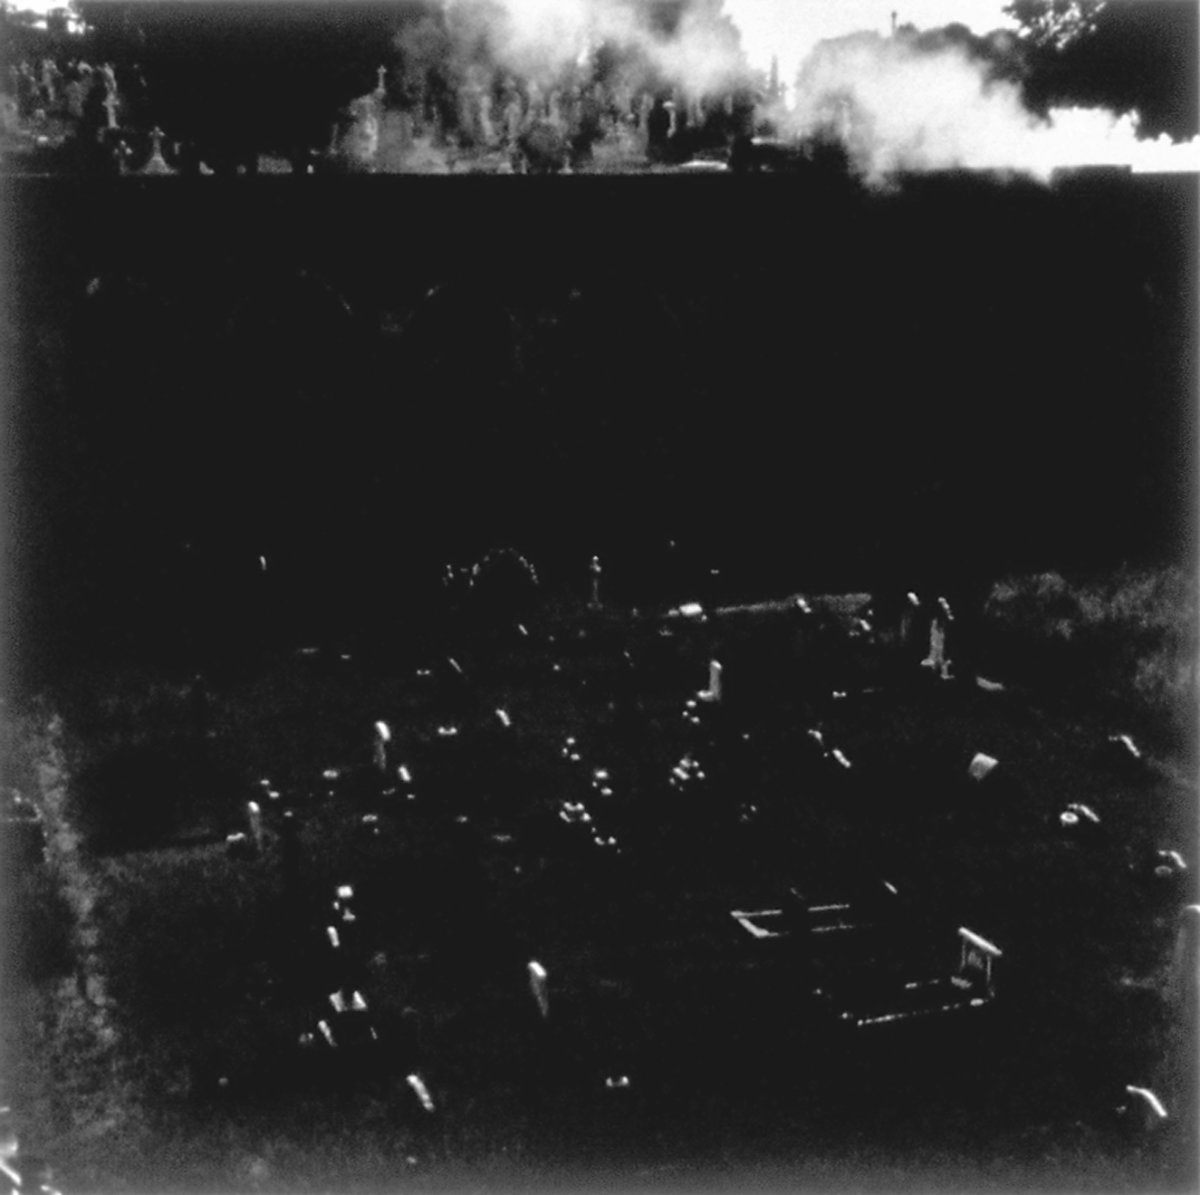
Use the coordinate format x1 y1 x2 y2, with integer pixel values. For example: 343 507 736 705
141 127 175 175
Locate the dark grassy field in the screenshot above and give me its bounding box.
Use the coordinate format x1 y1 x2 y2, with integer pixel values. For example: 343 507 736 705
1 163 1194 1194
2 169 1195 695
2 565 1196 1194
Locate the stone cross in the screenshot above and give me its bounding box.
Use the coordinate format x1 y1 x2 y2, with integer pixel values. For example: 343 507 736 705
141 127 174 175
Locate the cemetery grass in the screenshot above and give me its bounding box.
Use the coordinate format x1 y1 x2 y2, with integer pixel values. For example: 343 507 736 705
5 569 1198 1194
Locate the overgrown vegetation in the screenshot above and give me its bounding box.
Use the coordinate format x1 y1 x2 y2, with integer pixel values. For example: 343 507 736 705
980 564 1197 756
3 566 1196 1191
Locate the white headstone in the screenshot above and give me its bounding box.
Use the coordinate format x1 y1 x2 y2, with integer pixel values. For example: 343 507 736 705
1171 904 1200 1006
589 555 602 608
246 800 264 849
407 1072 436 1112
373 721 391 773
699 659 723 703
528 960 549 1018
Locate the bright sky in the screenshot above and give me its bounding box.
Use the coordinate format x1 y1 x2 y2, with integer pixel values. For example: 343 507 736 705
17 0 1018 77
16 0 1017 35
722 0 1016 83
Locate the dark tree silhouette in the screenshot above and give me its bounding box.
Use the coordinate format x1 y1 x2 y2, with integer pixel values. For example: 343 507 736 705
1004 0 1107 49
1 1 86 70
1005 0 1198 138
76 1 435 172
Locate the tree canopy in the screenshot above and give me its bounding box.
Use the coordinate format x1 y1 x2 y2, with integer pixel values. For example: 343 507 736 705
1 1 83 70
1005 0 1198 138
76 0 416 166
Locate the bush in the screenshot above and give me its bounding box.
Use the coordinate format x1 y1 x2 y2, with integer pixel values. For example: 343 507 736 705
981 564 1197 749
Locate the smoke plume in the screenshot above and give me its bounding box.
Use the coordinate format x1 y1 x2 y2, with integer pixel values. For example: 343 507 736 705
345 2 1198 179
442 0 747 95
783 29 1200 184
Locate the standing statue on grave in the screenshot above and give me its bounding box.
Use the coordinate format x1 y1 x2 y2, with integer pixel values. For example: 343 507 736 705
38 57 54 105
526 80 543 122
102 85 119 131
500 77 523 147
920 596 954 680
636 90 653 131
546 87 563 132
344 95 380 170
477 86 494 146
40 57 59 108
457 71 478 146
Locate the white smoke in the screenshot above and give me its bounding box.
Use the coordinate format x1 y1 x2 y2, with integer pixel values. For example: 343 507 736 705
356 3 1198 178
654 4 749 95
442 0 749 95
784 31 1200 183
444 0 602 84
